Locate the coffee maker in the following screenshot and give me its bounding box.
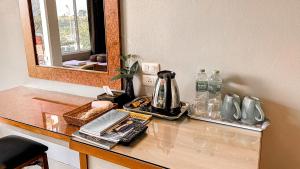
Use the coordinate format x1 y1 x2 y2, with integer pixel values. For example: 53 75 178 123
151 70 181 116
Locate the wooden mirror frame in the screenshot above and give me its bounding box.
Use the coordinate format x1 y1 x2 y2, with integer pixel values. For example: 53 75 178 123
19 0 122 89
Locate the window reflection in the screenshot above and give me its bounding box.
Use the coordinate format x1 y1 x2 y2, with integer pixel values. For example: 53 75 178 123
30 0 107 72
56 0 91 54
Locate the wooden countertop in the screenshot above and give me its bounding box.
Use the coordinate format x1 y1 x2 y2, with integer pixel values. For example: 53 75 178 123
0 86 92 141
116 118 261 169
71 117 262 169
0 86 262 169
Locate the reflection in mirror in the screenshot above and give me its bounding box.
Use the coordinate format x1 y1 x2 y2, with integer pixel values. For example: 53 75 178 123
31 0 107 72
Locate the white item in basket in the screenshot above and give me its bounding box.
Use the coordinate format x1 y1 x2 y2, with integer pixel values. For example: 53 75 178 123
91 101 113 109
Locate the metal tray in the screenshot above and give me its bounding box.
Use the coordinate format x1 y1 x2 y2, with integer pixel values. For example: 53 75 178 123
187 106 270 132
123 97 189 120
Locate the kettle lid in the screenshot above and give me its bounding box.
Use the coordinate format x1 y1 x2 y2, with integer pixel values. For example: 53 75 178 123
157 70 176 79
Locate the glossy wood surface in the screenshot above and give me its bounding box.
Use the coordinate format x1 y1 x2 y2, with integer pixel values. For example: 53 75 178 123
71 116 262 169
18 0 122 89
70 141 164 169
0 87 262 169
79 153 88 169
0 86 92 141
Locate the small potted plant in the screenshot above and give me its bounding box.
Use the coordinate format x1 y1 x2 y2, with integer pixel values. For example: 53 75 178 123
112 54 139 100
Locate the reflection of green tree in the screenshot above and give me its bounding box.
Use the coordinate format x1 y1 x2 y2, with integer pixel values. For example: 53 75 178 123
78 16 90 50
78 10 87 17
59 16 76 47
31 0 43 34
34 15 42 34
58 15 90 51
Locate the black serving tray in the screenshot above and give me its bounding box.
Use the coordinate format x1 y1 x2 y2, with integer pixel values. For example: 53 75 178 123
123 96 189 120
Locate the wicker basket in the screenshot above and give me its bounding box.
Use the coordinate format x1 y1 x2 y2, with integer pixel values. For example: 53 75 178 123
63 102 117 127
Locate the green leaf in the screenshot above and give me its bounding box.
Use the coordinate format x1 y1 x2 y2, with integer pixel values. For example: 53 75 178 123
111 74 123 81
126 54 132 59
129 61 139 75
115 67 129 74
120 55 127 67
120 55 127 62
120 54 140 72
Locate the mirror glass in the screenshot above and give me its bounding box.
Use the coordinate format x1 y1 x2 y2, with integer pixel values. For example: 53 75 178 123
30 0 107 72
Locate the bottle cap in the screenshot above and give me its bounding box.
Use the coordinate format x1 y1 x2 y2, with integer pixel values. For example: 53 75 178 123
213 70 220 74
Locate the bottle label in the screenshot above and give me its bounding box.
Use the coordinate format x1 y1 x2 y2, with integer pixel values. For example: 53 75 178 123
196 81 208 92
208 82 222 94
216 84 222 92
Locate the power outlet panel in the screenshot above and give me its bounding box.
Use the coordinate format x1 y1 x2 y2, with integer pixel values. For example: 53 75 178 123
142 75 157 86
141 63 160 75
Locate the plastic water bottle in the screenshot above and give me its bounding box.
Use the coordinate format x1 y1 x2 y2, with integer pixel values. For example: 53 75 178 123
195 69 209 114
208 70 222 118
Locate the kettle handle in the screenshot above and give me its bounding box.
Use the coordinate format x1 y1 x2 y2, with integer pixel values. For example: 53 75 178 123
164 73 172 112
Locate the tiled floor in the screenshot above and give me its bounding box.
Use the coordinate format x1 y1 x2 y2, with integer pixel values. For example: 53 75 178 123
25 158 77 169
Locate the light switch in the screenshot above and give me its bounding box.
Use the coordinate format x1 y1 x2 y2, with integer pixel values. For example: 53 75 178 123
141 63 160 75
142 63 149 74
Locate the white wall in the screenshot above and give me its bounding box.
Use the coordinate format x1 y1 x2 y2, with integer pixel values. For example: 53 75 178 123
0 0 28 90
0 0 300 169
122 1 300 169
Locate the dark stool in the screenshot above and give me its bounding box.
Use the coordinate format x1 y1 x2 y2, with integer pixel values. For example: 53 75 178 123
0 135 49 169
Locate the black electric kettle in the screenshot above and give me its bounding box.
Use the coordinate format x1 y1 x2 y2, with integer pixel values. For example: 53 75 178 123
151 70 181 115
